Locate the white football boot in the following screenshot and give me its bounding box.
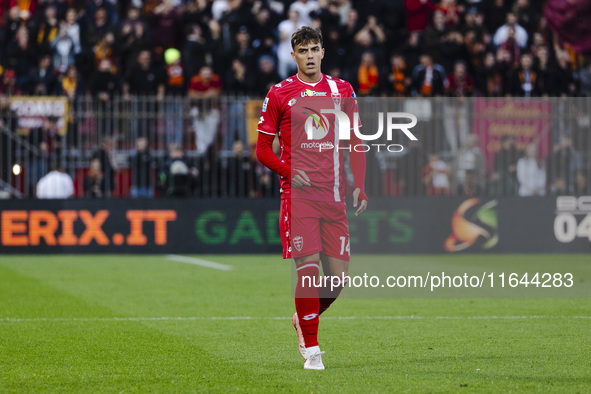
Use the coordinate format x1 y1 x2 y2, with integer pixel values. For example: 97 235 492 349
303 347 325 370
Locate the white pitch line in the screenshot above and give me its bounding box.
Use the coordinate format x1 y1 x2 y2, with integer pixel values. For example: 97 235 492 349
166 254 233 271
1 316 590 323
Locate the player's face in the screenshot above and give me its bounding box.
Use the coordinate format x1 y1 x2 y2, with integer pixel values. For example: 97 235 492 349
291 42 324 82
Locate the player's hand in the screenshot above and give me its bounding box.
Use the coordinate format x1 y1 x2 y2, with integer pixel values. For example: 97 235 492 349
292 169 311 188
353 188 368 216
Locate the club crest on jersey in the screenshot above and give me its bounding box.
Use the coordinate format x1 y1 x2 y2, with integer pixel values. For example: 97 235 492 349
331 91 341 108
293 236 303 252
301 89 327 97
303 107 329 140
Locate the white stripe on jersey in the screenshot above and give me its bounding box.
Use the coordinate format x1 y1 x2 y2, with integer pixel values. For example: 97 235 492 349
327 78 341 202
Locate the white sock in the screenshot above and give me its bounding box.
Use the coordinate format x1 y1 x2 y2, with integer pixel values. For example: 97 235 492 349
305 345 321 359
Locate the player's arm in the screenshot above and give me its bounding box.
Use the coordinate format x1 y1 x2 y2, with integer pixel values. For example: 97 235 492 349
347 87 368 216
255 90 310 188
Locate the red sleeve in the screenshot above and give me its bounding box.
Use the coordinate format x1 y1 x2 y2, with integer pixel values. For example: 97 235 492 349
257 87 281 135
256 132 290 178
256 88 289 178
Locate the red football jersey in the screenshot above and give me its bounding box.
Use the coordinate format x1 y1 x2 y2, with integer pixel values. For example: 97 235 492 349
257 74 358 201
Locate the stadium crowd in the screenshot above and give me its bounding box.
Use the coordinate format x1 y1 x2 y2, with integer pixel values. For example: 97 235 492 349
0 0 589 198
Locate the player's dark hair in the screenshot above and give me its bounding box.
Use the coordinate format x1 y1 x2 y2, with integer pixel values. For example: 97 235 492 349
291 26 323 50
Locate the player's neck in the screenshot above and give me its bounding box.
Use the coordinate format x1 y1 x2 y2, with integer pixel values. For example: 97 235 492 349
297 71 323 84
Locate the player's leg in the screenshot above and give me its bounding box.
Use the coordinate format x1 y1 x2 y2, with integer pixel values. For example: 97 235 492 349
288 199 324 367
319 254 349 315
318 201 351 315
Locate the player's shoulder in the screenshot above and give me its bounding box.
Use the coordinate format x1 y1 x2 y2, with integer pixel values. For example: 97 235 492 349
268 76 298 94
325 74 356 96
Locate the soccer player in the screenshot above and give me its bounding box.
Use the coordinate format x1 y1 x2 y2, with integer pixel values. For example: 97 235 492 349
256 26 368 370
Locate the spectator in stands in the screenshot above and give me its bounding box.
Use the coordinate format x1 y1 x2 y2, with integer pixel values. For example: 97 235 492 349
579 58 591 97
36 163 74 199
0 69 22 96
51 23 76 74
436 0 461 29
188 65 221 99
119 6 150 76
400 31 422 72
226 58 255 95
423 152 451 196
93 33 117 76
87 7 112 47
411 53 445 96
59 65 85 102
535 46 552 97
546 136 581 195
84 157 106 198
250 6 279 58
129 136 153 198
490 135 519 195
493 11 528 48
124 50 166 99
443 61 472 154
290 0 319 27
189 66 222 154
85 0 116 28
423 10 447 65
356 51 380 96
182 24 211 81
28 55 57 95
474 52 503 96
158 142 194 197
35 5 59 55
446 60 473 97
226 139 256 197
90 59 120 101
277 9 301 79
63 8 82 57
508 53 537 97
516 142 546 196
551 50 577 97
255 55 281 97
91 137 117 197
387 53 410 97
451 133 485 196
6 25 37 90
152 0 182 50
405 0 436 33
232 26 257 75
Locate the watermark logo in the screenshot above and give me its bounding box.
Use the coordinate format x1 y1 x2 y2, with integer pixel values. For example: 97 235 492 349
302 106 418 152
444 198 498 252
303 107 329 140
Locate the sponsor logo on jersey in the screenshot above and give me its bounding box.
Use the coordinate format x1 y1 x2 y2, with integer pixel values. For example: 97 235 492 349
262 97 269 112
293 236 303 251
301 89 328 97
288 98 297 106
258 116 264 124
275 83 282 88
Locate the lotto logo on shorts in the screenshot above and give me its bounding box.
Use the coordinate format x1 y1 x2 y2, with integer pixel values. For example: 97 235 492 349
293 236 303 251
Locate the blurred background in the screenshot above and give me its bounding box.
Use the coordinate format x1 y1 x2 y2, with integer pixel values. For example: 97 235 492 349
0 0 590 200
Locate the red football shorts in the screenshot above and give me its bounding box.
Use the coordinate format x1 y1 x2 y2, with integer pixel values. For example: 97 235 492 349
279 199 350 260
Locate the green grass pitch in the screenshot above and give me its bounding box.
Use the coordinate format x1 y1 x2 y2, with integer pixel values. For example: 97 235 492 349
1 254 590 392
